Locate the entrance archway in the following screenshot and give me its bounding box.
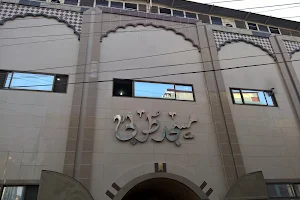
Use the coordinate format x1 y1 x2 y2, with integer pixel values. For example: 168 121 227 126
113 173 209 200
122 177 200 200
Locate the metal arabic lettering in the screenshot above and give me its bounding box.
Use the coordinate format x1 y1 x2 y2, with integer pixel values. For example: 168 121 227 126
113 111 197 147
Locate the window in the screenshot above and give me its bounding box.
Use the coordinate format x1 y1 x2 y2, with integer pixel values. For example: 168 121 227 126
294 184 300 197
269 26 280 34
247 22 258 30
211 16 223 26
185 12 197 19
113 79 195 101
125 3 137 10
258 25 269 32
0 70 68 93
63 0 78 5
96 0 108 6
173 10 184 17
159 8 171 15
267 184 296 198
230 88 277 106
1 185 39 200
110 1 123 8
222 18 235 27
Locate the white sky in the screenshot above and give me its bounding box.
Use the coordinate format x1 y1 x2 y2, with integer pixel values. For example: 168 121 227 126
192 0 300 22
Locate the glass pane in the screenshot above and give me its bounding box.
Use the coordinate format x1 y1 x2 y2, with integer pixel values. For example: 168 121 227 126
185 12 197 19
96 0 108 6
269 27 280 34
4 72 12 88
173 10 184 17
294 184 300 197
211 17 222 25
258 25 269 32
264 91 275 106
10 72 54 91
1 186 25 200
134 82 175 99
64 0 78 5
267 184 295 197
175 85 192 91
110 1 123 8
232 89 243 104
241 90 267 105
176 92 194 101
159 8 171 15
248 22 258 30
125 3 137 10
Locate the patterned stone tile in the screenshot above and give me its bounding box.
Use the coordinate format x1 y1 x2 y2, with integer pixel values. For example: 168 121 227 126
284 40 300 56
0 3 83 35
213 30 275 58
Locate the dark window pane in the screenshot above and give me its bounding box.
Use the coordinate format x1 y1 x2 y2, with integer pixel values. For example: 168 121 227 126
264 91 275 106
241 90 267 105
80 0 93 7
113 79 133 97
232 89 243 104
291 30 300 37
269 27 280 34
247 22 258 30
211 17 222 25
1 186 25 200
24 186 39 200
235 20 246 29
53 75 68 93
198 14 210 23
9 72 54 91
4 72 12 88
258 25 269 32
96 0 108 6
138 4 146 12
125 3 137 10
185 12 197 19
150 6 158 13
0 70 8 89
159 8 171 15
175 85 194 101
110 1 123 8
64 0 78 5
294 184 300 197
134 82 175 99
173 10 184 17
267 184 295 197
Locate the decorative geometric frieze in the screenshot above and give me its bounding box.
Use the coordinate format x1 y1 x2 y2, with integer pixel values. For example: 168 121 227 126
284 40 300 56
0 3 82 36
213 31 275 58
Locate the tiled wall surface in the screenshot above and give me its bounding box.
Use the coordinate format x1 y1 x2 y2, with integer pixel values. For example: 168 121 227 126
0 17 79 180
218 42 300 179
92 25 227 200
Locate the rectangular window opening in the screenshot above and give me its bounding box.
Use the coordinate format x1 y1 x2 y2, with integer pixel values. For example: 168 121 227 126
96 0 108 6
110 1 123 8
267 184 296 198
125 3 137 10
1 185 39 200
211 16 223 26
0 70 68 93
113 79 195 101
63 0 78 5
230 88 276 107
173 10 184 17
269 26 280 34
258 24 269 32
247 22 258 30
185 12 197 19
159 7 171 15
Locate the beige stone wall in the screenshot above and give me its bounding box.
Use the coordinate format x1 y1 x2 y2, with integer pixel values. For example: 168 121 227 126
92 25 227 200
0 17 79 180
218 42 300 179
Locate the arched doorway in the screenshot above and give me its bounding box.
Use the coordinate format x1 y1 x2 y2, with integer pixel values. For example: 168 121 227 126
113 172 209 200
122 177 200 200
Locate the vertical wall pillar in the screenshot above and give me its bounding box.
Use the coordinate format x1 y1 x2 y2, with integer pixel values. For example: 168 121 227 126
63 7 102 190
270 36 300 120
196 22 246 188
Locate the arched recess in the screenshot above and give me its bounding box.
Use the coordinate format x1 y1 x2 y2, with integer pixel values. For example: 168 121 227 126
217 39 276 60
100 23 200 50
0 14 80 38
105 163 215 200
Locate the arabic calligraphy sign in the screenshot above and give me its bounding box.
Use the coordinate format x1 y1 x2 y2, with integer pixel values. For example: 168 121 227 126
114 110 197 147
